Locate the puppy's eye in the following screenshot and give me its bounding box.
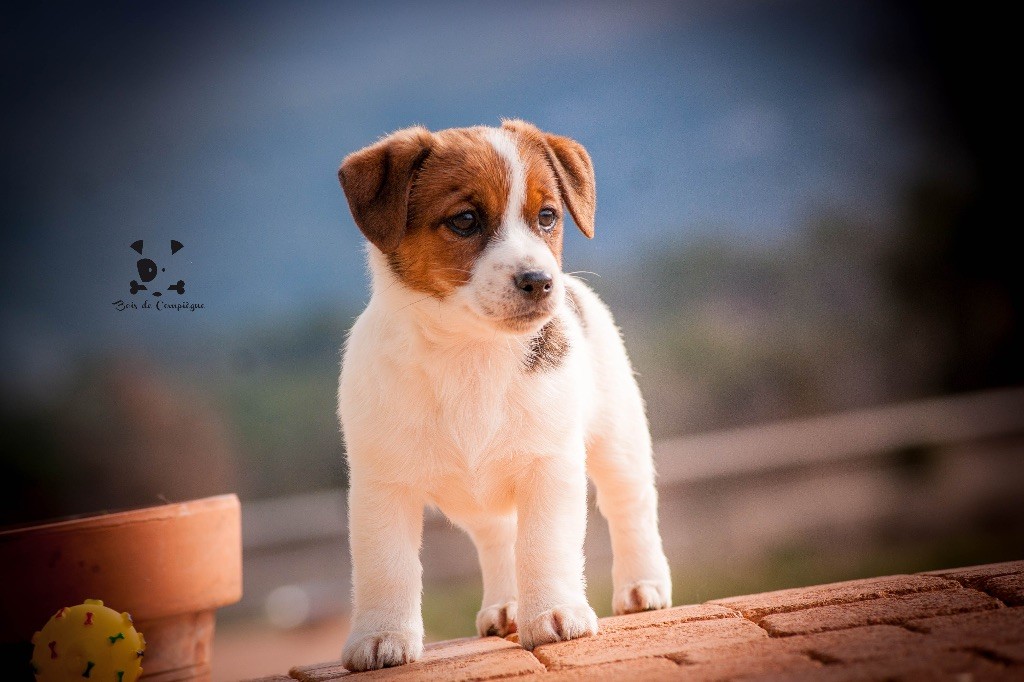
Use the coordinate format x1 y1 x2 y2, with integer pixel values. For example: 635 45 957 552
446 211 481 237
538 208 558 231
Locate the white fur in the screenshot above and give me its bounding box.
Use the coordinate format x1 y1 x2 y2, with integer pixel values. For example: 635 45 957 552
338 127 671 671
483 127 525 227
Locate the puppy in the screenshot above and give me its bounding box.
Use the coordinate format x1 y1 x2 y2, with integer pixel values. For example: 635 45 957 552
337 120 671 671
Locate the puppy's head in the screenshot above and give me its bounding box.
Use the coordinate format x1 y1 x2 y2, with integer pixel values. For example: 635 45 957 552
338 120 595 334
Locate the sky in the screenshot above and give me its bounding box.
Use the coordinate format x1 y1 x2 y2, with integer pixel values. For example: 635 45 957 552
1 1 931 397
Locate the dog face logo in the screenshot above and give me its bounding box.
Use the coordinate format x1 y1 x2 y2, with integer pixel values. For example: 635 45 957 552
130 240 185 297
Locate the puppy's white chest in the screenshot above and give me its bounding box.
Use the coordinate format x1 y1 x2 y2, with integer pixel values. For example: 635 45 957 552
423 357 513 461
340 296 587 514
384 359 521 513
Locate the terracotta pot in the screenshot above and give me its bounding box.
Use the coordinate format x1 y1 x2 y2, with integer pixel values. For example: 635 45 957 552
0 494 242 681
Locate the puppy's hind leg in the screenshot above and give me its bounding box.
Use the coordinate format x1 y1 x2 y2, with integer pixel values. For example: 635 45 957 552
460 513 519 637
587 418 672 615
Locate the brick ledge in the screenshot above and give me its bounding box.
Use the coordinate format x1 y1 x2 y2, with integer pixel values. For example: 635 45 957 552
244 560 1024 681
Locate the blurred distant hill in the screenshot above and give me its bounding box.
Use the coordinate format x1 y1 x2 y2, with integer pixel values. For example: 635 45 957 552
3 1 1020 525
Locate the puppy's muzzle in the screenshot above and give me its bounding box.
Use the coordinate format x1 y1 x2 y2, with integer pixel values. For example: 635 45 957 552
514 270 554 302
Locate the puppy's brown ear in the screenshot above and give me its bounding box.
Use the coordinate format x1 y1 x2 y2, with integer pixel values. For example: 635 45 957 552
338 126 434 253
503 119 596 238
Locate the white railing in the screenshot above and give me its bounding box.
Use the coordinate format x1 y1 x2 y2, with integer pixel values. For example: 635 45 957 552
654 387 1024 484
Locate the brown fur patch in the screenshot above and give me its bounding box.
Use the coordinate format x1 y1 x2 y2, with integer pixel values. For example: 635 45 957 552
503 119 596 239
392 127 512 296
338 126 433 254
515 132 565 264
524 316 570 372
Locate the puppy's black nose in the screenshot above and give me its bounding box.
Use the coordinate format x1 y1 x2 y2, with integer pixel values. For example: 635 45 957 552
514 270 554 300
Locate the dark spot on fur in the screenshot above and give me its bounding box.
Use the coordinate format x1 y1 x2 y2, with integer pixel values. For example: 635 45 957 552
551 610 565 638
565 284 586 330
386 251 406 279
524 316 569 372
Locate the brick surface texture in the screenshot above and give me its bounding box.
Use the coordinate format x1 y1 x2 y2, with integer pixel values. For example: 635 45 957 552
983 573 1024 606
263 561 1024 681
757 587 1001 636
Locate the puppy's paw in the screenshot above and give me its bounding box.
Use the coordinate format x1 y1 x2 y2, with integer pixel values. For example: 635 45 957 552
519 603 598 650
476 600 518 637
613 579 672 615
341 630 423 671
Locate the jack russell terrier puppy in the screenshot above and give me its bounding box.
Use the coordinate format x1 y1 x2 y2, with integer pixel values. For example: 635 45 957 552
336 120 671 671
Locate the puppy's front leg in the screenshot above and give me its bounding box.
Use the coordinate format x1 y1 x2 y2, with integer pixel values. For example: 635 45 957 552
342 476 424 671
515 451 598 650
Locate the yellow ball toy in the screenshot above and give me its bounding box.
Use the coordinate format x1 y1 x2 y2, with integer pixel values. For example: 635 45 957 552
31 599 145 682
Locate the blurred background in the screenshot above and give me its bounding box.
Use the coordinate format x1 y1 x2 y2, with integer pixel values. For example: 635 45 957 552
2 1 1021 679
